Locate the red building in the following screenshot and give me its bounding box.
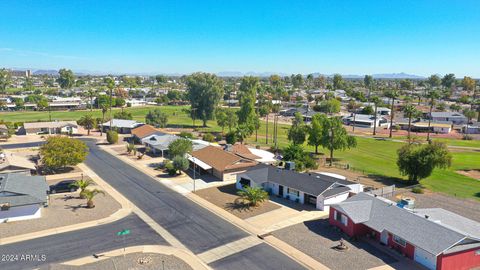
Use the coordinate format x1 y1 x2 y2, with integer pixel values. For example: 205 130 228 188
330 193 480 270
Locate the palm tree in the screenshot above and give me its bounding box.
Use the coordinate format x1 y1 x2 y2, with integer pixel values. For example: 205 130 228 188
70 179 93 198
371 96 381 136
78 114 96 135
385 88 399 138
463 109 477 137
87 88 96 112
403 103 419 144
83 188 105 209
237 186 268 207
100 104 108 135
426 90 440 141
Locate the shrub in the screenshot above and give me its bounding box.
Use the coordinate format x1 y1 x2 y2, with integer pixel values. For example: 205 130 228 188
165 162 176 176
225 131 237 144
412 186 424 194
106 130 118 144
202 133 215 142
215 133 223 141
179 131 194 139
463 135 473 140
172 155 189 174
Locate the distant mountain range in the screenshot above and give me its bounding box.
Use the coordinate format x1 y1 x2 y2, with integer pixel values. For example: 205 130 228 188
10 67 425 79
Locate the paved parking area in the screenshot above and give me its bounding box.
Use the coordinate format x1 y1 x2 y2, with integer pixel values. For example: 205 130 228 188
272 218 398 270
0 181 121 238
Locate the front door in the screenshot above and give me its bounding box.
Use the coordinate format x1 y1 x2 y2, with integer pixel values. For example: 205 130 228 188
279 185 284 196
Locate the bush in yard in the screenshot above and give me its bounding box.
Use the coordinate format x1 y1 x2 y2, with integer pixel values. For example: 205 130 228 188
202 133 215 142
106 130 118 144
225 131 237 144
172 155 189 174
237 186 268 207
165 162 177 176
412 186 424 194
179 131 194 139
83 188 105 209
215 133 223 141
126 143 135 155
40 136 88 172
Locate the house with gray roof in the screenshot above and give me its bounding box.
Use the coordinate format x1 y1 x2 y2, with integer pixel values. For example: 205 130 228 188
330 193 480 270
236 164 363 210
20 121 78 135
0 173 49 223
100 119 143 134
141 134 179 156
429 112 467 125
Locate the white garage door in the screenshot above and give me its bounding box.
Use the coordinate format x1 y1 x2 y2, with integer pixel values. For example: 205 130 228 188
414 247 437 270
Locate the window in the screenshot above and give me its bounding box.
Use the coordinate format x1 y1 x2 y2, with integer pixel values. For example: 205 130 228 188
475 249 480 256
287 188 299 197
393 235 407 247
335 210 341 221
239 177 250 187
341 214 348 226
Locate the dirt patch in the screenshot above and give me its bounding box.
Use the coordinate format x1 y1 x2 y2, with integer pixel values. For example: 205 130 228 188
195 184 281 219
456 170 480 180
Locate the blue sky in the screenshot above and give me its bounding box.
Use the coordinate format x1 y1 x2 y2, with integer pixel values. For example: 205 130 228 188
1 1 479 76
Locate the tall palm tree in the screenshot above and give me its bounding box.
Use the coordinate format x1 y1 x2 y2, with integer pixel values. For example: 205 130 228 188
78 114 96 135
426 90 440 141
385 88 399 138
371 96 381 136
403 103 419 144
83 189 105 209
87 88 96 112
348 101 361 133
100 104 108 135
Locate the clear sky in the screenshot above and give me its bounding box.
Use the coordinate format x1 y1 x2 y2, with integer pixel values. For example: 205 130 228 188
1 0 479 76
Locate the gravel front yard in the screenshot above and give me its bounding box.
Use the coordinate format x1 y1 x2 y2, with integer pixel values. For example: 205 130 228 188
44 252 193 270
272 218 397 270
195 184 281 219
391 190 480 222
0 184 121 238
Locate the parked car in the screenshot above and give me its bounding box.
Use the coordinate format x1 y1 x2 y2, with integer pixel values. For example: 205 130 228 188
49 180 78 194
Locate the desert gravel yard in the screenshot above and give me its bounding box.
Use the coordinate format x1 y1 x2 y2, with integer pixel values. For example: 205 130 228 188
0 184 121 238
391 190 480 222
272 218 397 270
195 183 281 219
43 252 193 270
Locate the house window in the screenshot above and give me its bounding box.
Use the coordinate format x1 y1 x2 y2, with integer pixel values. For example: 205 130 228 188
335 210 341 221
341 214 348 226
475 249 480 256
287 188 299 197
239 177 250 187
393 235 407 247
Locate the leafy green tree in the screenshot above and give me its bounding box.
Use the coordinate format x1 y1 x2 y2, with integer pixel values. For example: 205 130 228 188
57 69 75 89
291 74 304 89
237 76 259 137
78 114 97 135
403 103 420 143
145 109 168 128
399 79 413 90
361 105 374 115
225 131 237 144
40 136 88 171
282 144 317 171
186 72 224 127
364 75 374 98
14 98 24 110
155 75 168 84
179 131 194 139
168 138 193 157
106 130 118 144
333 74 344 89
226 110 238 132
237 186 268 207
427 74 441 88
23 77 34 91
287 112 307 145
397 141 452 183
115 97 126 107
215 109 228 134
308 114 325 154
0 68 12 94
172 155 189 174
319 117 357 166
441 73 456 89
314 99 341 114
114 111 133 120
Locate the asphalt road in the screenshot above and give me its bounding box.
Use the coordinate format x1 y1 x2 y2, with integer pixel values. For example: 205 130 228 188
0 141 45 149
83 140 305 269
0 214 166 270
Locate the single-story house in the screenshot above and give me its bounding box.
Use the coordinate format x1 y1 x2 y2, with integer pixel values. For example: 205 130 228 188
141 134 179 156
396 119 452 134
190 146 257 181
429 112 468 125
330 193 480 270
463 123 480 134
131 124 164 142
236 164 363 210
191 139 211 151
100 119 143 134
19 121 78 135
343 114 389 128
0 173 49 223
0 151 37 175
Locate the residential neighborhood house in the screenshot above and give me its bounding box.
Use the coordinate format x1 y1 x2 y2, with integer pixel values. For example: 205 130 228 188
19 121 78 135
100 119 143 134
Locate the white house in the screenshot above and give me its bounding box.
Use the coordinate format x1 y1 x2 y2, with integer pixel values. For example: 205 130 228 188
343 114 390 128
236 164 363 210
20 121 78 135
0 173 49 223
100 119 143 134
429 112 468 125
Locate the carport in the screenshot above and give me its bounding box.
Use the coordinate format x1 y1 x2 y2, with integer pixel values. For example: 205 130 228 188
188 156 212 175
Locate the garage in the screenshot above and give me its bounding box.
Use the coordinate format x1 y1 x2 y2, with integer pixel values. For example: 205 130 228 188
414 247 437 270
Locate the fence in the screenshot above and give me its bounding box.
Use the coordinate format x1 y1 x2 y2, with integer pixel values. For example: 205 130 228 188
366 185 396 197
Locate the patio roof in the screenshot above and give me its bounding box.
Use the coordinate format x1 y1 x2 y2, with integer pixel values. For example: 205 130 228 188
188 156 212 170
